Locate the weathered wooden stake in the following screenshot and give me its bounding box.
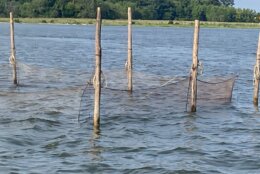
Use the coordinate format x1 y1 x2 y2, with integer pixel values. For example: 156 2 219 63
127 7 133 92
93 7 102 128
253 32 260 106
190 20 200 112
10 12 18 85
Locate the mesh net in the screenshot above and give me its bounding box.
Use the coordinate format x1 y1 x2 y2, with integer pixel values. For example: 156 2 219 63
0 62 85 91
78 69 237 122
0 60 237 124
0 57 237 118
0 24 237 124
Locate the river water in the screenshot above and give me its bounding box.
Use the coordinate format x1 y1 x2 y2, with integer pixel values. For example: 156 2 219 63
0 23 260 174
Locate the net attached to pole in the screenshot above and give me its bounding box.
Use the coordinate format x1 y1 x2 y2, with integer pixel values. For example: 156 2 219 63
0 61 237 125
78 69 237 122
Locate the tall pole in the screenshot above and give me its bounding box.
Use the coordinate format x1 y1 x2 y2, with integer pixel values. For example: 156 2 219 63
93 7 102 129
253 32 260 106
190 20 200 112
10 12 18 85
127 7 133 92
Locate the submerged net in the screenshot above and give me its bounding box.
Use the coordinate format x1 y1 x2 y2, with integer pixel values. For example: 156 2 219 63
78 69 237 122
0 24 237 124
0 62 85 119
0 60 237 126
0 62 86 91
0 60 236 122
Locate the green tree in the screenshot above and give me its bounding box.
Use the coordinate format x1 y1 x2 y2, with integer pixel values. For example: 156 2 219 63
0 0 257 23
192 5 207 21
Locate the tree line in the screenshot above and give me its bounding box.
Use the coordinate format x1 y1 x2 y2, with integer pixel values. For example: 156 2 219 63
0 0 259 22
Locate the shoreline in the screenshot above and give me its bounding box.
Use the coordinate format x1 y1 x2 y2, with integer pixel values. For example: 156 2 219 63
0 17 259 28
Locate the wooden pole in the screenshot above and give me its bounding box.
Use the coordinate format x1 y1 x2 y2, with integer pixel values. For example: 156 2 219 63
253 32 260 106
190 20 200 112
93 7 102 128
10 12 18 85
127 7 133 92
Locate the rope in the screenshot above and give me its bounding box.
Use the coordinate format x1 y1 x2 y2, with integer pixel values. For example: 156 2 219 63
189 60 203 77
235 74 240 104
92 70 107 88
197 75 238 84
92 74 96 87
198 60 203 76
78 70 107 124
185 75 192 112
254 64 260 85
78 82 91 124
125 60 128 70
9 55 19 85
101 70 107 87
9 55 15 65
160 76 177 87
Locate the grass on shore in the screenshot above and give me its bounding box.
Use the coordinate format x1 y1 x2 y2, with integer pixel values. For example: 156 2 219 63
0 17 259 28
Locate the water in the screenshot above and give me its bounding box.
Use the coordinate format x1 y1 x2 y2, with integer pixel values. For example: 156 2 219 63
0 23 260 174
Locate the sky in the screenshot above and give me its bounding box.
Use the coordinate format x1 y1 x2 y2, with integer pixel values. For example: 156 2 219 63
234 0 260 12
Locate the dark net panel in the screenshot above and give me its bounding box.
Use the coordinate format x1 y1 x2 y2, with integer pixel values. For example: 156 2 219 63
0 64 236 121
186 75 237 111
197 76 236 101
79 73 237 122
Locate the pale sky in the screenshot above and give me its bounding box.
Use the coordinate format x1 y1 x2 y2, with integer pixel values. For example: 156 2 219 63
234 0 260 12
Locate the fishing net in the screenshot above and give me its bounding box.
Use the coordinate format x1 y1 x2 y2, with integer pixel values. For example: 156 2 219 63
0 62 85 120
0 58 237 124
78 68 237 122
0 24 237 124
0 62 85 91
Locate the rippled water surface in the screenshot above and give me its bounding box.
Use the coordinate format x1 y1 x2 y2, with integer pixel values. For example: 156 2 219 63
0 23 260 174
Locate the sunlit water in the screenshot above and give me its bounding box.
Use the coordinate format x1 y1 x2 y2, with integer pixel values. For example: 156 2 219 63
0 23 260 174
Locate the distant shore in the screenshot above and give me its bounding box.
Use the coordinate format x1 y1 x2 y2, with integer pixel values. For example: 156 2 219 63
0 17 259 28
